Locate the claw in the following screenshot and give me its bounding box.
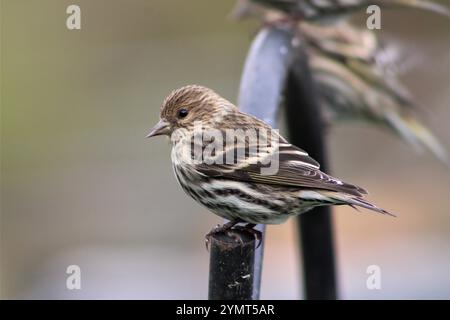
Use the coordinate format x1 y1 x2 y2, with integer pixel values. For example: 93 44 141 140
205 234 211 251
232 223 263 248
204 222 263 250
204 221 240 251
226 230 245 247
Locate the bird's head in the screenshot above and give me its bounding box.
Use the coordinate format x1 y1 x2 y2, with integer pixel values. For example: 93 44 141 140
146 85 236 138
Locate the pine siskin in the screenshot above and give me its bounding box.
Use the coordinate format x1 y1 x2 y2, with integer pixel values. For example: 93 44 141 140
300 21 449 163
233 1 450 164
147 85 392 238
233 0 450 21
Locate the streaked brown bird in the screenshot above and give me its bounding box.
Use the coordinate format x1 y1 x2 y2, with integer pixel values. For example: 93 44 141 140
232 0 450 164
147 85 392 239
300 21 449 164
233 0 450 21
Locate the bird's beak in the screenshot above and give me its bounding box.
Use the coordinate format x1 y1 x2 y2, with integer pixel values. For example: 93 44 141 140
146 119 170 138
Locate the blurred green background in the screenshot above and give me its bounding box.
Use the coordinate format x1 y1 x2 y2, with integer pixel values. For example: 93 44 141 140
1 0 449 299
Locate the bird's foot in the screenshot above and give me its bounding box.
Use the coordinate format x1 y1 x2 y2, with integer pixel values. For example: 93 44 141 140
232 223 263 249
205 221 240 251
205 222 263 251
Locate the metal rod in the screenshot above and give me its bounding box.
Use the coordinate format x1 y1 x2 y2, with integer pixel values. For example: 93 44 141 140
207 24 337 300
207 26 298 300
208 230 256 300
237 26 300 299
285 50 338 300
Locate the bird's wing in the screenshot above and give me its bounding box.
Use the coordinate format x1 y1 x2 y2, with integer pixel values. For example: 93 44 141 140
193 125 367 197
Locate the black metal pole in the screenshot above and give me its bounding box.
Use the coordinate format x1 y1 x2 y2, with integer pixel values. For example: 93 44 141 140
237 26 300 299
285 50 338 300
207 25 337 300
207 26 299 300
208 230 256 300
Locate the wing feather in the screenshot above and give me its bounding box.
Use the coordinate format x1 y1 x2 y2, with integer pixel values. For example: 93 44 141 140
193 113 367 197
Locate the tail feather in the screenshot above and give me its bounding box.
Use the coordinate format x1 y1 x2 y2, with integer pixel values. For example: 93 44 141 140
385 110 449 166
319 191 396 216
388 0 450 17
237 0 450 19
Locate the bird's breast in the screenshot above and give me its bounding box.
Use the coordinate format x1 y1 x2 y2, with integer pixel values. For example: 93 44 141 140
171 140 204 183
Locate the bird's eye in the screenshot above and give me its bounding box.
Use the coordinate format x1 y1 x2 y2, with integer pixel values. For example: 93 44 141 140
178 108 188 118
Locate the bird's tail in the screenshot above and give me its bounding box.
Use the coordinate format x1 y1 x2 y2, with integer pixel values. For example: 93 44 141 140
384 110 449 166
388 0 450 17
318 191 396 216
